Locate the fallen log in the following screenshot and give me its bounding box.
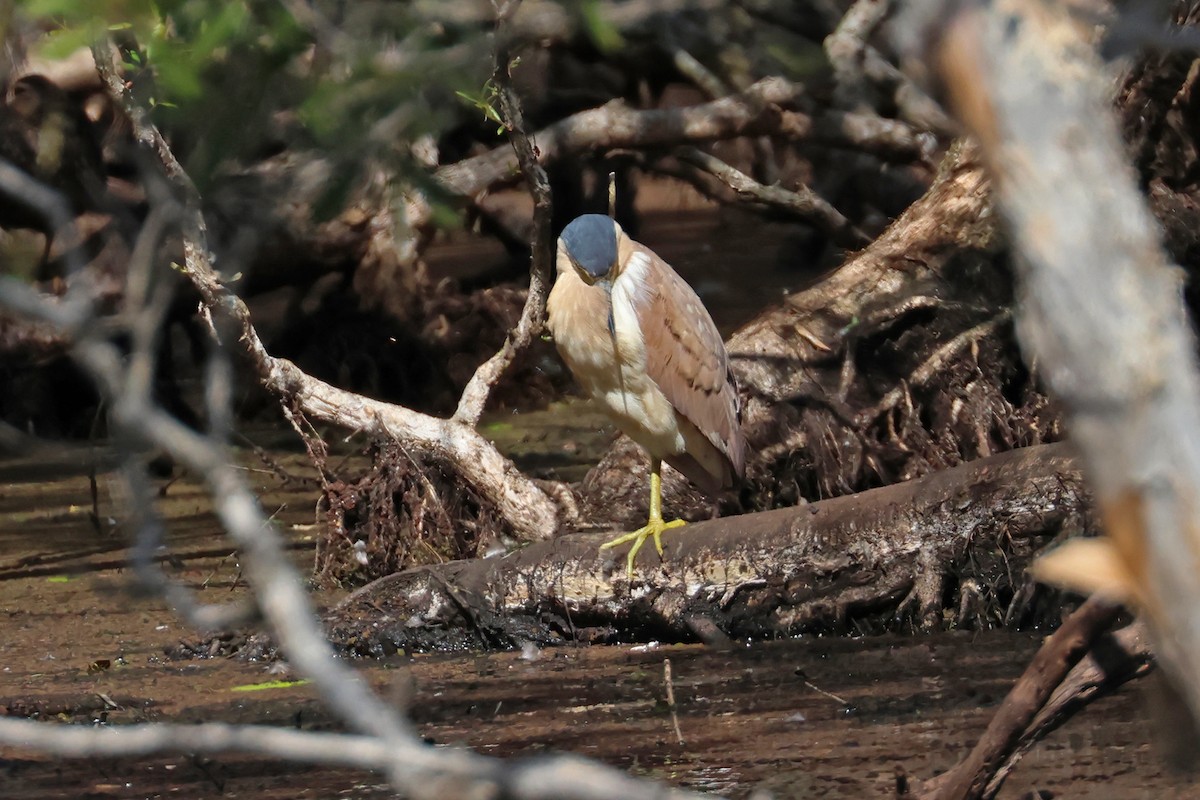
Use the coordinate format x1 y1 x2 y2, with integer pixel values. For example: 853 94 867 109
322 443 1087 656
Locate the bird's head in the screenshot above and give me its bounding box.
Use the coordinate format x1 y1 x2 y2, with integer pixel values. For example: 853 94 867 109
558 214 621 286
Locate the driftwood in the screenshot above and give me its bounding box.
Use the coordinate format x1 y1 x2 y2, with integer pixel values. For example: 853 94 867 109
320 443 1086 655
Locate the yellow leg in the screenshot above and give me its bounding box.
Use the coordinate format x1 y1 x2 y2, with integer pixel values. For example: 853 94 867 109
599 457 686 578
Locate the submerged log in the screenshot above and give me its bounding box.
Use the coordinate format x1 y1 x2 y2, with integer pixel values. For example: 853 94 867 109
323 443 1087 655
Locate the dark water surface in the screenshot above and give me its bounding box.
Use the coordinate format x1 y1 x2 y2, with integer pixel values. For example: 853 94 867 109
0 202 1192 797
0 442 1192 800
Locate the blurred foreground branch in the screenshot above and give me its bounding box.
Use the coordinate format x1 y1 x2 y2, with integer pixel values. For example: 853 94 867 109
921 0 1200 717
0 715 711 800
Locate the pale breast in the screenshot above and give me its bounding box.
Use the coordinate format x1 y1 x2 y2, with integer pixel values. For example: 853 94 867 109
547 264 685 459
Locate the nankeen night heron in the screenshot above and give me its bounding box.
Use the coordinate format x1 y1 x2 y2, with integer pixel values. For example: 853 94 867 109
547 214 745 577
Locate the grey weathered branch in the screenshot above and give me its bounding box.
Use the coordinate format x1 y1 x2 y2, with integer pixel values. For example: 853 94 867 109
324 444 1086 653
909 0 1200 724
0 716 711 800
435 77 928 200
91 41 567 543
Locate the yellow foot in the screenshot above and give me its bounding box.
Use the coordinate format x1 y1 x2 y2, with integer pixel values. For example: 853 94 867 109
600 518 686 579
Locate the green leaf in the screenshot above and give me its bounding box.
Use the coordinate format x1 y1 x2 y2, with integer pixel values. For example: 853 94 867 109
35 26 97 60
580 0 623 52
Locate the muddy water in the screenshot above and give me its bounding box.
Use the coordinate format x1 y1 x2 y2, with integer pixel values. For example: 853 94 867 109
0 441 1192 800
0 200 1192 797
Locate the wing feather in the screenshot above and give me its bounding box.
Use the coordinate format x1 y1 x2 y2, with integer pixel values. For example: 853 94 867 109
630 244 745 488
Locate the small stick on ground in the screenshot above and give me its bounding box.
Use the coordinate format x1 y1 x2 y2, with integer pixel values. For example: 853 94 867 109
664 658 685 746
802 679 849 706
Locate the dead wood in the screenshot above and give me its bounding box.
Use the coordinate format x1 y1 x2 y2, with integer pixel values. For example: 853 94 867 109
673 145 870 247
917 0 1200 725
451 21 555 428
907 597 1128 800
825 0 957 136
92 44 573 545
435 77 927 200
985 623 1154 797
318 443 1086 656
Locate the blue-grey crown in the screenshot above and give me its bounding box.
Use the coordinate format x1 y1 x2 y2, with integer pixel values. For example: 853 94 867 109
560 214 617 279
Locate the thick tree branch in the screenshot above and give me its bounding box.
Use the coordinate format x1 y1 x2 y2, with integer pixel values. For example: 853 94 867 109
323 444 1087 654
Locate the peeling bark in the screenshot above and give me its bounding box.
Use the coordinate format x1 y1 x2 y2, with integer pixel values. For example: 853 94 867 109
319 444 1086 655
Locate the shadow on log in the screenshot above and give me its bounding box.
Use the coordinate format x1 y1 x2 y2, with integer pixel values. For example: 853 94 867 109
322 443 1087 656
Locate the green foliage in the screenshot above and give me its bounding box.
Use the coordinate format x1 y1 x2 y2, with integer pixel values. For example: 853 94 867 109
578 0 622 53
19 1 497 221
455 81 505 135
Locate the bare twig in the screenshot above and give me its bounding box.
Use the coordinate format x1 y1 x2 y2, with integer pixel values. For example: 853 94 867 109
667 40 781 184
88 43 566 542
671 47 731 100
453 3 555 426
674 146 869 247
